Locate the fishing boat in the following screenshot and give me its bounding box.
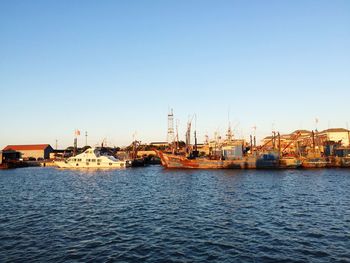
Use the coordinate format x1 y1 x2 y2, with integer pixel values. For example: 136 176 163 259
156 149 302 169
301 157 328 168
55 147 131 169
256 153 279 169
156 150 257 169
300 129 329 168
341 157 350 167
329 156 350 168
279 157 302 169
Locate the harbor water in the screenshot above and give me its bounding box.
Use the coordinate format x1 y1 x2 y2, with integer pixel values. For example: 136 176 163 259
0 166 349 262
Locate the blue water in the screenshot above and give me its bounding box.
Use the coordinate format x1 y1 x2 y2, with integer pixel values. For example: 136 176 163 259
0 166 349 262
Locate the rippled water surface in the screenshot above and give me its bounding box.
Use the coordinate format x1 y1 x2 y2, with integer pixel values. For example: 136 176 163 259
0 166 350 262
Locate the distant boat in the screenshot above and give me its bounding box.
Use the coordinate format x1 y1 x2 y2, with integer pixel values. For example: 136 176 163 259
55 147 131 169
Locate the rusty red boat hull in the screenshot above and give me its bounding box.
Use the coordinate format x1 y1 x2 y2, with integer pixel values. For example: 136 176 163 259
155 150 257 169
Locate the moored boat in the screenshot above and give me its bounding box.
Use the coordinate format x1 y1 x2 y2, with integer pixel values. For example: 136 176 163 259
256 153 279 169
55 147 131 169
156 150 257 169
279 157 302 169
301 157 328 168
156 150 301 169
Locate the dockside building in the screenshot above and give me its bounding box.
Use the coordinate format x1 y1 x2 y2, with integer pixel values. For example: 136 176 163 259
2 144 54 160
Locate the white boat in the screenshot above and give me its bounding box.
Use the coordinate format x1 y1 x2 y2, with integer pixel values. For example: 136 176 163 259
55 147 131 169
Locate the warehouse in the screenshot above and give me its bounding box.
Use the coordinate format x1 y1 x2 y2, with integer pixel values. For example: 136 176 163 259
2 144 54 160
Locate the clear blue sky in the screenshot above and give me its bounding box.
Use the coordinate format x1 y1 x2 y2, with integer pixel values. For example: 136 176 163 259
1 0 349 149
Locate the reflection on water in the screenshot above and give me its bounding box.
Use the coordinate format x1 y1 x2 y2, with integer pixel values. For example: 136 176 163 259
0 166 349 262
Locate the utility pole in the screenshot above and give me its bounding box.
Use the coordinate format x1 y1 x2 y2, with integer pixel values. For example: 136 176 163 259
85 131 88 146
55 139 58 150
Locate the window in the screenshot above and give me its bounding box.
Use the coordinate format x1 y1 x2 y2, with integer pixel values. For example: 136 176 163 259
109 163 112 166
76 163 79 166
120 163 124 167
91 159 96 162
97 159 101 162
78 159 82 162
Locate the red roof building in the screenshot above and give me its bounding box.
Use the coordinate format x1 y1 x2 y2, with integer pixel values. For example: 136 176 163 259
3 144 54 160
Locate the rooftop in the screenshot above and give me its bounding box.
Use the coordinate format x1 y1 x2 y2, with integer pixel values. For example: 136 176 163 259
320 128 350 133
150 142 169 145
292 129 312 134
3 144 52 151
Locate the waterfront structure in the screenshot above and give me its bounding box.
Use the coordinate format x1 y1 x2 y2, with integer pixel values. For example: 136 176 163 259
0 150 21 164
3 144 54 160
261 128 350 155
261 130 311 153
54 147 131 168
318 128 350 146
150 142 169 148
135 150 157 157
0 150 27 169
49 149 70 160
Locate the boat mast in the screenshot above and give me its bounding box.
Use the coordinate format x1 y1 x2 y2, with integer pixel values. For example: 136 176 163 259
347 122 350 146
194 130 198 152
252 125 257 155
175 119 179 153
194 114 197 153
250 135 253 154
278 132 281 158
311 130 315 156
185 120 191 154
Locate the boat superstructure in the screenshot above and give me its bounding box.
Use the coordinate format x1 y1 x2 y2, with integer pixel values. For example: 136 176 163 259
55 147 131 169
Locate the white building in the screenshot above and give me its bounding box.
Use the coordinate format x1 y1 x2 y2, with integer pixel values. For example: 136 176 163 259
319 128 350 146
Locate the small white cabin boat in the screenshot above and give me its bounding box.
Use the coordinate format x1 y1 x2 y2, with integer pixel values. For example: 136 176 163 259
55 148 131 169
